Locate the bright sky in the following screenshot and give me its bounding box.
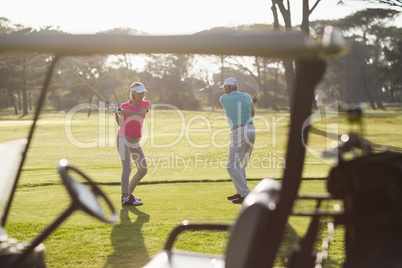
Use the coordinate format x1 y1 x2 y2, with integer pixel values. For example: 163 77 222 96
1 0 401 35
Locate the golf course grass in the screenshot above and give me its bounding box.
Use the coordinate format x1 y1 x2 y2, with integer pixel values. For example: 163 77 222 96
1 106 401 267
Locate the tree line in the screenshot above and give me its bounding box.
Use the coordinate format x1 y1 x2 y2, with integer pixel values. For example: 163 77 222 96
0 6 401 116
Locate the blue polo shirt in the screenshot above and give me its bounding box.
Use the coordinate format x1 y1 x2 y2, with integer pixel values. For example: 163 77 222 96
219 91 253 130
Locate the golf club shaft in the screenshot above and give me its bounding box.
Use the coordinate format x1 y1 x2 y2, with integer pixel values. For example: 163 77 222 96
58 59 110 105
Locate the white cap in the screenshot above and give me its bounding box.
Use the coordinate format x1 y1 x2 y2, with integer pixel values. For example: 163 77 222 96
220 77 238 88
130 83 148 93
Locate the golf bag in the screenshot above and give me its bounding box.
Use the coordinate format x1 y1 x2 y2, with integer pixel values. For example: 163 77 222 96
327 151 402 268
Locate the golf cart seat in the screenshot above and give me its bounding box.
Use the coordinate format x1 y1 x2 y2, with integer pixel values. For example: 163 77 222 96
145 179 281 268
0 139 46 267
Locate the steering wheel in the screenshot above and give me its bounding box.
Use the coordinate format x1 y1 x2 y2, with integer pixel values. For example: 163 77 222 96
58 159 117 223
4 159 117 268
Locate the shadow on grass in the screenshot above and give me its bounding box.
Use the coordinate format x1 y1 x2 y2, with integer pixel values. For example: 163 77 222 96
105 206 150 268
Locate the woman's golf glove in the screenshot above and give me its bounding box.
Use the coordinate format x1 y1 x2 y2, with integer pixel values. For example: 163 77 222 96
112 106 122 115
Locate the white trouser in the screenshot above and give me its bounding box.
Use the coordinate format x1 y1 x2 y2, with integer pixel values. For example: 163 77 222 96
117 133 148 194
227 124 255 197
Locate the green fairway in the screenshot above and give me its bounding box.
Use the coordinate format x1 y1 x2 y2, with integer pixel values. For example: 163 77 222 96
1 107 402 267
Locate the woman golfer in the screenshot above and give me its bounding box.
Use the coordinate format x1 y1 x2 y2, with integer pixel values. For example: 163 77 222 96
114 82 150 206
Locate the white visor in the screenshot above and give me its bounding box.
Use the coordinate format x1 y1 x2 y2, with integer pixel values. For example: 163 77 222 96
130 85 147 93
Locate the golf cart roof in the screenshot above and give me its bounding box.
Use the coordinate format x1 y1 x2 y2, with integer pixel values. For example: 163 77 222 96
0 26 346 59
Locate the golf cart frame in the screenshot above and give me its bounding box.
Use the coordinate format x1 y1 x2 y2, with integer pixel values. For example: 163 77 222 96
0 27 350 267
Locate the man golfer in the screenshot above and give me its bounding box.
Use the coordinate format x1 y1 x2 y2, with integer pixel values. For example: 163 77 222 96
219 77 257 204
114 82 150 206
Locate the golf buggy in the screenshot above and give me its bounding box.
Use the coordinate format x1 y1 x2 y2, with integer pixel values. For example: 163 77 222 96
0 144 118 267
1 25 401 268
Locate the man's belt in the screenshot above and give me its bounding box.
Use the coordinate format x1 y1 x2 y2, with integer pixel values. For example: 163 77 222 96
231 122 253 131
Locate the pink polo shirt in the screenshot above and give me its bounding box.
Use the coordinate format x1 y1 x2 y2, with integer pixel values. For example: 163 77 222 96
118 100 150 138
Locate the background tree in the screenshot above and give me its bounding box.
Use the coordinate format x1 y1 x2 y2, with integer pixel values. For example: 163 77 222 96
2 3 402 115
271 0 295 112
144 54 201 110
0 26 56 115
318 8 400 109
380 27 402 102
54 55 108 112
201 24 287 110
360 0 402 8
270 0 323 112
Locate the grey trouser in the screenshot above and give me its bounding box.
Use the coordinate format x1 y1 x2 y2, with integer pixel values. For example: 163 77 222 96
227 124 255 197
117 133 148 194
